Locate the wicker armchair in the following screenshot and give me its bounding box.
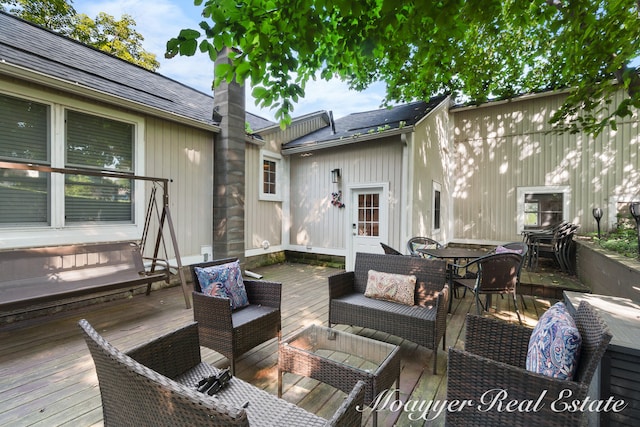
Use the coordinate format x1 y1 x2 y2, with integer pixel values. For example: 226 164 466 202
79 319 365 426
407 237 443 256
190 258 282 374
446 301 612 426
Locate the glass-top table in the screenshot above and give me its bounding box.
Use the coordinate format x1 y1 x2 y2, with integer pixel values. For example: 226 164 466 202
278 324 400 426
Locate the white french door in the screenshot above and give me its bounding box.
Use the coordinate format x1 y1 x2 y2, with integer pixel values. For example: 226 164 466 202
347 184 388 270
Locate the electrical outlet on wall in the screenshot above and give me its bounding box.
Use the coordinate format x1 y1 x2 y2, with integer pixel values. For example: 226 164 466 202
200 245 213 262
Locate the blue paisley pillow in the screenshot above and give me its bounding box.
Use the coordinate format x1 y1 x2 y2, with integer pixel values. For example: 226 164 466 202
526 302 582 380
194 266 229 298
194 261 249 310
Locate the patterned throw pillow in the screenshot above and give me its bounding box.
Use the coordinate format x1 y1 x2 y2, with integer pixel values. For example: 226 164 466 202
222 260 249 309
526 302 582 380
194 266 229 299
364 270 417 306
194 261 249 310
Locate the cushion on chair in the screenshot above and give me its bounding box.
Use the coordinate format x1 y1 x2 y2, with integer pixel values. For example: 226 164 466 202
364 270 416 306
526 302 582 380
194 261 249 309
495 245 523 254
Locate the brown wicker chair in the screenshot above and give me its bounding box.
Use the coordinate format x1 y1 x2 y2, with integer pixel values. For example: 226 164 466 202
446 301 612 426
450 252 524 324
79 319 365 426
190 258 282 374
329 252 449 374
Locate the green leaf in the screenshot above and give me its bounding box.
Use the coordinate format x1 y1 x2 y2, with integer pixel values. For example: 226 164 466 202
214 63 232 80
179 39 198 56
178 29 201 40
252 86 269 100
236 61 251 81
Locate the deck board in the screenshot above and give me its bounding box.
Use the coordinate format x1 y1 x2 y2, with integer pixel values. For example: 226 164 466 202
0 262 557 426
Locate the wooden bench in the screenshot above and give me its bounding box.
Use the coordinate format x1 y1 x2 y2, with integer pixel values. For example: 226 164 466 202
0 242 170 312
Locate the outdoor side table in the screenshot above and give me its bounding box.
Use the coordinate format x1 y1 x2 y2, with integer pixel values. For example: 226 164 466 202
278 324 401 426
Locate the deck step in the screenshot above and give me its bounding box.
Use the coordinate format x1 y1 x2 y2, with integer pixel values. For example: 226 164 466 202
520 270 590 299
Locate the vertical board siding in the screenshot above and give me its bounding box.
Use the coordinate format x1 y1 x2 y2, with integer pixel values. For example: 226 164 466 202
245 114 330 251
288 137 403 250
144 117 214 260
453 90 640 242
411 100 453 244
245 143 282 250
261 114 329 146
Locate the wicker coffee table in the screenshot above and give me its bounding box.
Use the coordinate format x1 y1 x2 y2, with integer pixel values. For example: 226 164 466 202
278 324 400 426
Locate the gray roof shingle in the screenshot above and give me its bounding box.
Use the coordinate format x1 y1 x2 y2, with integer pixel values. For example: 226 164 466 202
283 96 448 149
0 12 274 131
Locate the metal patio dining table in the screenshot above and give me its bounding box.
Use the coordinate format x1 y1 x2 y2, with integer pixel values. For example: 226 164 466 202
418 247 488 311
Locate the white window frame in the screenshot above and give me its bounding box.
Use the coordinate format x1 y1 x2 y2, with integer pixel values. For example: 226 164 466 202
516 185 571 234
259 150 282 202
432 181 442 233
0 87 146 248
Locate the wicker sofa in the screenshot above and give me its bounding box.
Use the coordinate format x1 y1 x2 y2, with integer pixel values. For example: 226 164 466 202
446 301 611 426
328 252 449 374
79 319 365 426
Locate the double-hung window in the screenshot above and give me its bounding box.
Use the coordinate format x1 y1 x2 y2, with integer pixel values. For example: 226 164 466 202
65 110 134 223
0 94 50 225
0 91 143 245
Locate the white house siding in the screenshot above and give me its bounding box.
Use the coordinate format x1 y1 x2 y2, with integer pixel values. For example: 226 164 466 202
259 113 329 144
452 90 640 243
410 98 453 246
142 117 215 264
245 113 330 256
0 79 217 264
288 137 404 254
245 142 282 252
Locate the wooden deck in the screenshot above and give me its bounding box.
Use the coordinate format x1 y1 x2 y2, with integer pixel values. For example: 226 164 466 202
0 262 561 426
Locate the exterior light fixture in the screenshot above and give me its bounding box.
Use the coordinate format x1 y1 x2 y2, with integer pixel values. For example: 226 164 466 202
331 168 341 183
630 202 640 258
592 208 603 239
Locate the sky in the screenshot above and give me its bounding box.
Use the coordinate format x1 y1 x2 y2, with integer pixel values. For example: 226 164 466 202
73 0 389 122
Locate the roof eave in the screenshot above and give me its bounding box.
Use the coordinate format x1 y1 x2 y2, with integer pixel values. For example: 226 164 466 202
258 110 331 134
0 60 221 133
451 89 572 113
281 126 413 155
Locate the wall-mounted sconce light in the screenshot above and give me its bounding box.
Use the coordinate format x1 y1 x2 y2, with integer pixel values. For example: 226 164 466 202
629 202 640 258
331 168 341 183
592 208 603 239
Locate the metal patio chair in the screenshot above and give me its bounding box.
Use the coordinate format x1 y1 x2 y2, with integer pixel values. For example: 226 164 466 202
380 242 403 255
406 237 443 257
450 252 524 324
